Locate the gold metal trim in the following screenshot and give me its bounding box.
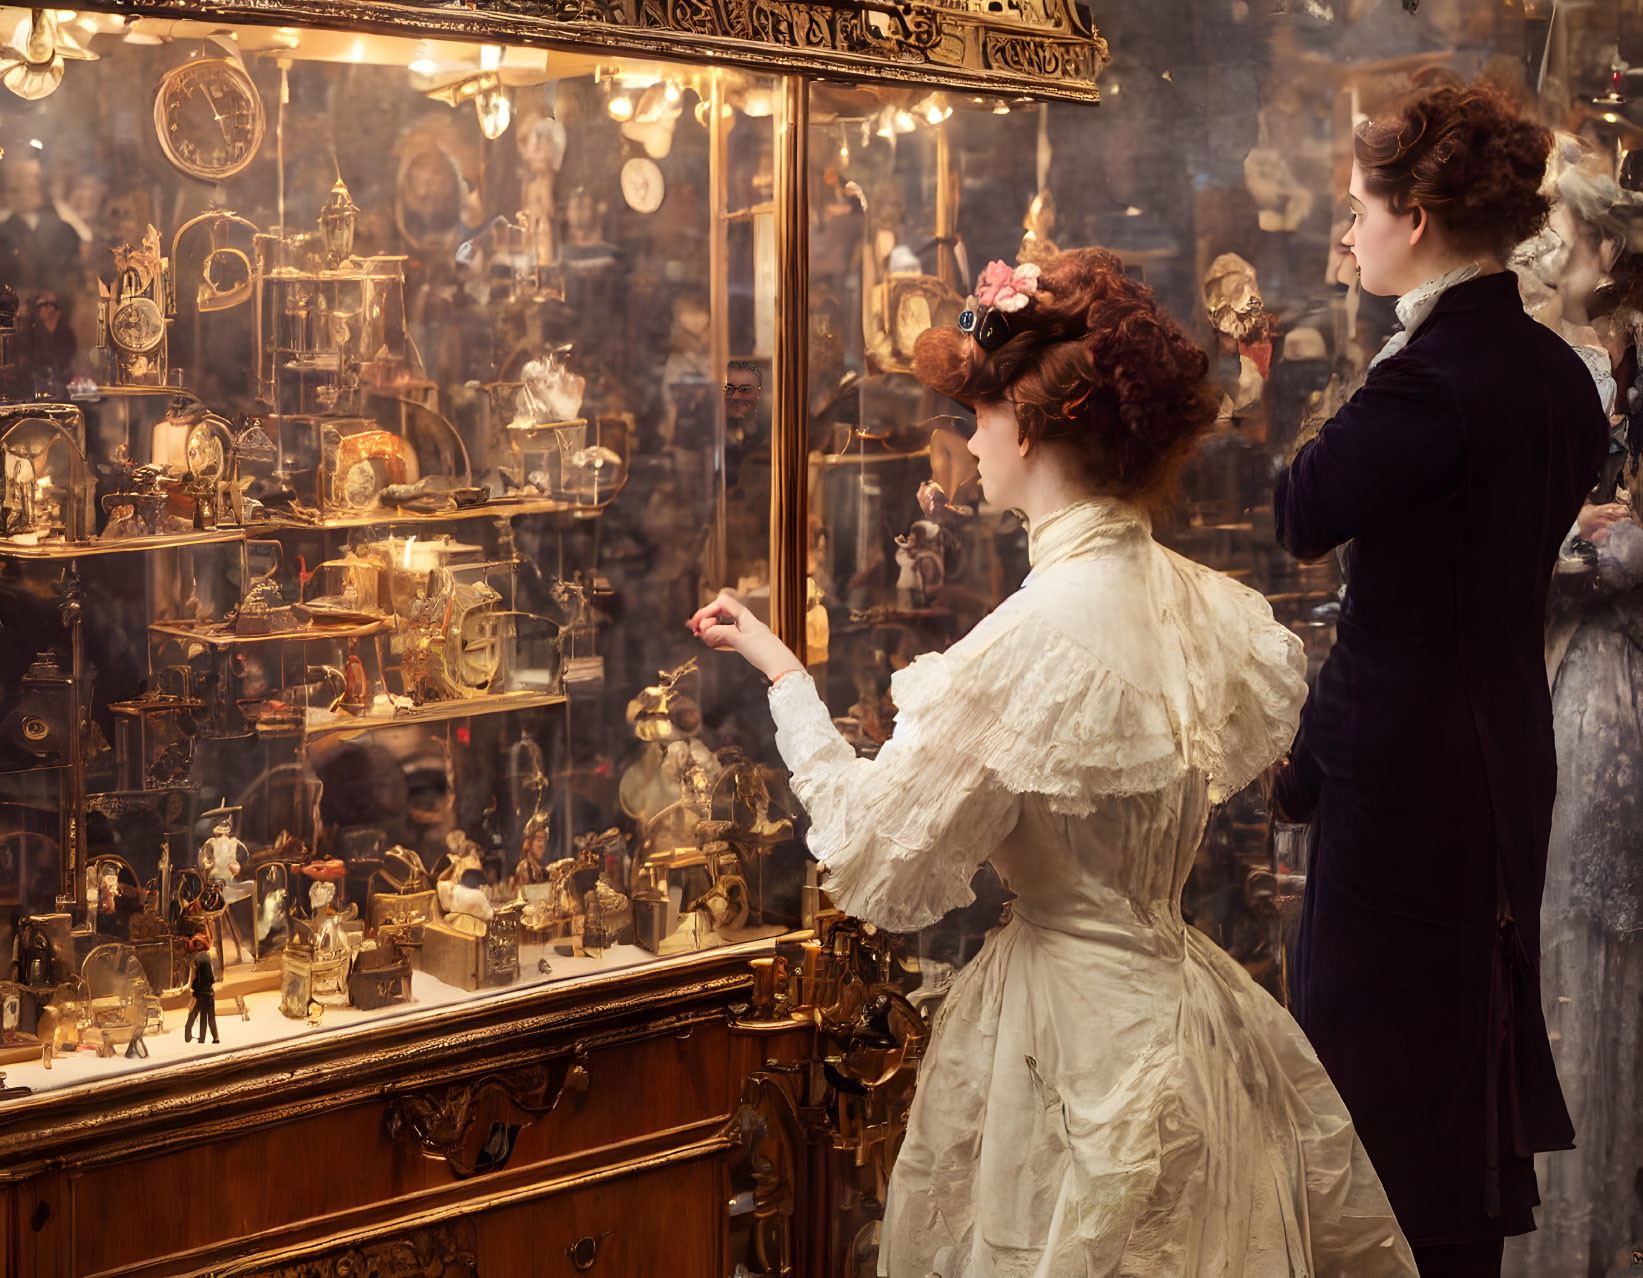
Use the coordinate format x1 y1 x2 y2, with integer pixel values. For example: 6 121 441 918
770 75 810 658
70 0 1109 102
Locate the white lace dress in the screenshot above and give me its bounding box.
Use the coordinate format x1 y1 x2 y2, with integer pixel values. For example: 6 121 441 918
768 498 1418 1278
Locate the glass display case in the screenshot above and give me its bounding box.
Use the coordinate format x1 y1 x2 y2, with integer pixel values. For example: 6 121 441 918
0 0 1631 1272
0 0 1107 1112
0 6 1112 1275
0 16 809 1087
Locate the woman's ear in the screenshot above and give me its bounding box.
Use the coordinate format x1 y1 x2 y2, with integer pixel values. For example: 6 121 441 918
1408 206 1428 249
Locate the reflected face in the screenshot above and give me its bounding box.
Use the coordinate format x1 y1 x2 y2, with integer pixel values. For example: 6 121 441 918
1344 162 1420 297
967 399 1029 509
724 370 761 423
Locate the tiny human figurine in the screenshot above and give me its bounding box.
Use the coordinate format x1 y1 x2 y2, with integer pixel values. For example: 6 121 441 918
183 936 218 1045
512 807 552 889
893 518 957 609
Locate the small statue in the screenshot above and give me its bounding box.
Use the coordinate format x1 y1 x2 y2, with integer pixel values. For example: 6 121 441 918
183 936 218 1045
894 518 957 609
1018 189 1060 266
513 807 552 889
199 807 251 964
437 831 494 922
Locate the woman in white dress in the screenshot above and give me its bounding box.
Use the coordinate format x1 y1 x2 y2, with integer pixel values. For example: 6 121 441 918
689 247 1416 1277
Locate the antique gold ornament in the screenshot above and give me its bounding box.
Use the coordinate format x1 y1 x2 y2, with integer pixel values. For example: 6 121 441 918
620 156 665 214
154 54 266 181
0 8 96 101
100 225 171 386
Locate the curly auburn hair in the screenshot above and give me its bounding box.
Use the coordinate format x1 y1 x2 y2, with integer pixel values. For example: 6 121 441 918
1355 81 1552 262
911 247 1218 504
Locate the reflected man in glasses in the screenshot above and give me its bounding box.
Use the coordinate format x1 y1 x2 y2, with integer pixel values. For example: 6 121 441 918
723 360 765 452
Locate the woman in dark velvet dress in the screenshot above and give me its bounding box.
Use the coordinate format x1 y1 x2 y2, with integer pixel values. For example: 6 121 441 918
1274 83 1609 1278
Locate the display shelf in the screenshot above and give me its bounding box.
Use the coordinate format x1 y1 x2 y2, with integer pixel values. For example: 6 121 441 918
812 445 932 468
0 927 790 1099
149 618 393 647
0 527 245 559
304 688 568 735
261 493 613 532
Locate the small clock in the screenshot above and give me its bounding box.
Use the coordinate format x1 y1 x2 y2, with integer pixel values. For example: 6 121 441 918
154 58 266 182
109 297 164 354
186 417 231 480
620 156 665 215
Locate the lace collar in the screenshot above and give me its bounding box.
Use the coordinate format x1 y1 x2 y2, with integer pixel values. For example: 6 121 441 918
1369 263 1482 369
1027 496 1151 570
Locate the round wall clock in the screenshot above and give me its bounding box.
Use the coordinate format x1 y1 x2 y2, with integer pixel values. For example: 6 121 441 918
154 58 266 182
620 156 665 214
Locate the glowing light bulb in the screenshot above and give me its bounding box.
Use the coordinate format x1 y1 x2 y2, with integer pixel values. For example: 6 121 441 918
608 93 634 122
409 58 438 75
664 80 681 105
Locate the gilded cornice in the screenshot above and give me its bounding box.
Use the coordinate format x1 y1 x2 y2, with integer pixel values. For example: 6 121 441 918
76 0 1110 101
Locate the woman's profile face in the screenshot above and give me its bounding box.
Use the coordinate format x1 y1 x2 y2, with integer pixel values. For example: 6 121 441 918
968 398 1029 508
1344 162 1421 297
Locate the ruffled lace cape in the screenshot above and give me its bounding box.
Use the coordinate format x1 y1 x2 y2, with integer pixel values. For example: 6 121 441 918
769 498 1306 932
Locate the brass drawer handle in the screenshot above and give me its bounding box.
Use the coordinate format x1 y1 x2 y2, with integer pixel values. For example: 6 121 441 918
567 1231 611 1270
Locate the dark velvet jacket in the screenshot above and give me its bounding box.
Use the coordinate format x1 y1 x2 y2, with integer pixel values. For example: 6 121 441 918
1274 271 1607 1243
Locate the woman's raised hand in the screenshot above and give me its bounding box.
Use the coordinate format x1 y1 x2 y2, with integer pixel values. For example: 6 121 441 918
687 590 805 683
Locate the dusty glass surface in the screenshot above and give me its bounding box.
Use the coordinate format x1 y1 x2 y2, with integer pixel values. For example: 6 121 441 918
804 2 1632 1013
0 17 798 1086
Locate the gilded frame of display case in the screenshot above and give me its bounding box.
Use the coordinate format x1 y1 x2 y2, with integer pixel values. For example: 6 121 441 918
0 0 1108 1094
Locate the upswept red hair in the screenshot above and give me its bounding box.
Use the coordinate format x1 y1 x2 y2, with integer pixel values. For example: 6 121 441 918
1354 80 1552 261
912 247 1217 504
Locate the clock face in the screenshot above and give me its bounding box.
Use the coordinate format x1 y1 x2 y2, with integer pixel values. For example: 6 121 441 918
620 157 665 215
110 297 164 354
186 422 225 479
154 58 266 182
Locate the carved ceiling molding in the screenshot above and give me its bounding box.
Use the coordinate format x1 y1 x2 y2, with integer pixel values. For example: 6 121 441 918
76 0 1110 102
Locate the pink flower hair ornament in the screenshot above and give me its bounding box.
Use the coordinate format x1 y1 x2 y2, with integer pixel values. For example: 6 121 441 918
973 259 1041 313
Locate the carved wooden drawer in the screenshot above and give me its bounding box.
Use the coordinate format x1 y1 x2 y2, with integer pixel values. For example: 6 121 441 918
474 1156 722 1276
48 1021 734 1277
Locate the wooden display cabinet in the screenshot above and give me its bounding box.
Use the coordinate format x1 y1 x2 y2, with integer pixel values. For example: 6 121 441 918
0 3 1105 1274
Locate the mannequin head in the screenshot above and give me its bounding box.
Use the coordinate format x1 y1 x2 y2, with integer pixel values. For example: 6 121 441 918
1347 81 1552 297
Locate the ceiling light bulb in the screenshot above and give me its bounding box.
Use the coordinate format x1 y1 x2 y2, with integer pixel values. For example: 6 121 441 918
893 109 916 133
408 58 438 75
993 103 1011 114
664 80 681 105
608 93 634 121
